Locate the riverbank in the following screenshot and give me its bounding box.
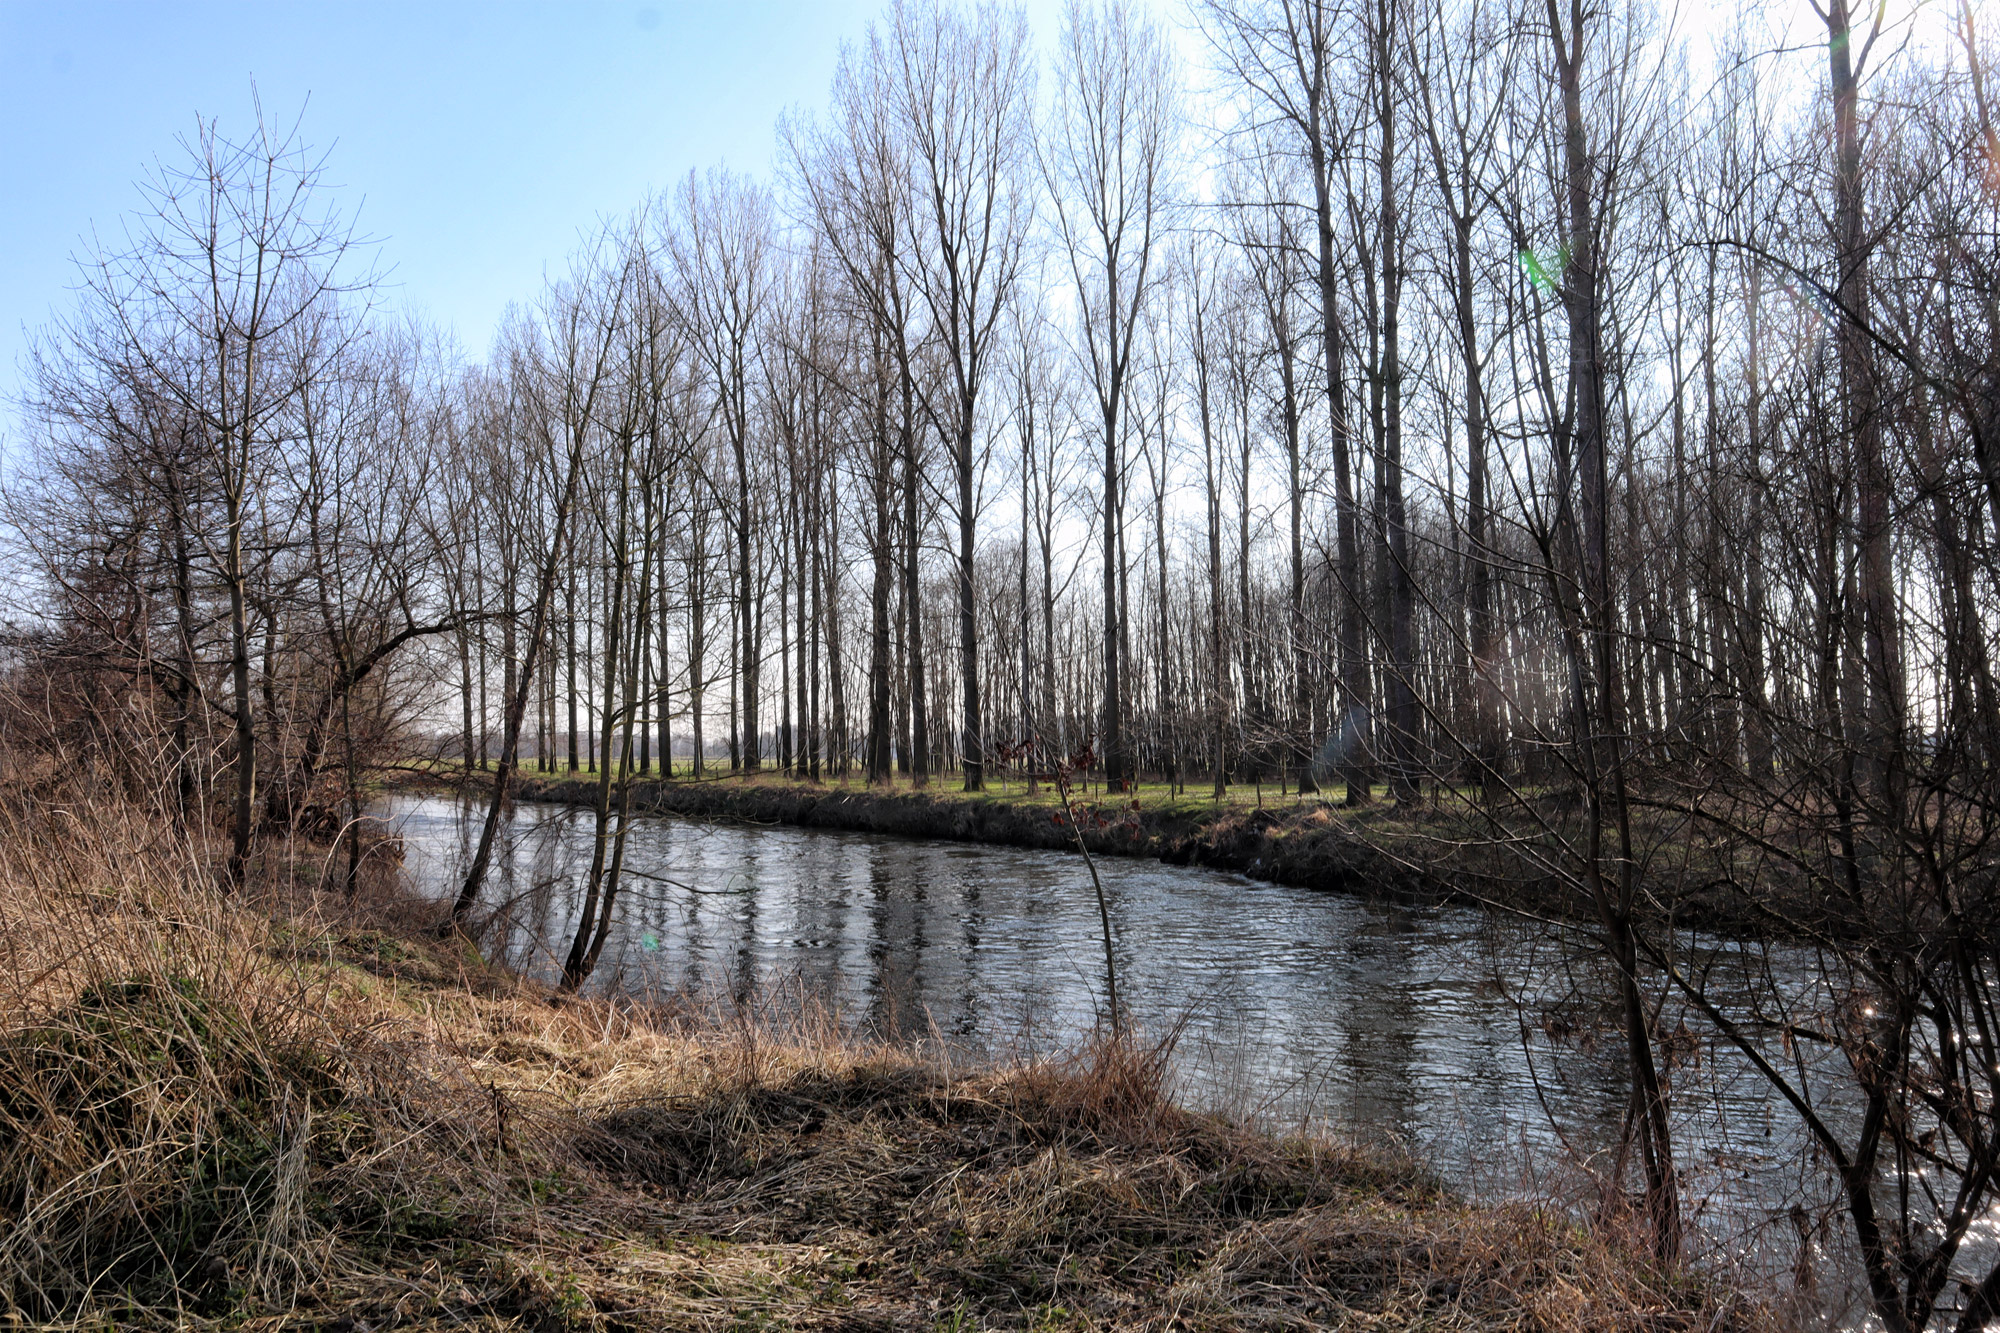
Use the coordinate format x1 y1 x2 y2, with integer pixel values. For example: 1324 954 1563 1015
0 787 1770 1330
507 770 1458 895
474 770 1763 936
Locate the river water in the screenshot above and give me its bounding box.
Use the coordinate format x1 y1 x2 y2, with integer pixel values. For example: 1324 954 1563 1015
383 791 1854 1290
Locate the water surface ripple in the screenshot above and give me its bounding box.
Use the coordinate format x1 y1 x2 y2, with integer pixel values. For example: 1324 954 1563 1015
386 790 1845 1281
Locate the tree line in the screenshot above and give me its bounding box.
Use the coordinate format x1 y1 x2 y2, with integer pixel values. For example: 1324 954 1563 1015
10 0 2000 1323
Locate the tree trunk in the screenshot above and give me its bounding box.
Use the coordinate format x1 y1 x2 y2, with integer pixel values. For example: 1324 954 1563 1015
1826 0 1902 807
1376 1 1417 804
958 405 983 791
904 406 930 785
1550 0 1679 1263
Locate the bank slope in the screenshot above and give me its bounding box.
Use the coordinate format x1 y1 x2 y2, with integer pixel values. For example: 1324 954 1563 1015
0 792 1769 1331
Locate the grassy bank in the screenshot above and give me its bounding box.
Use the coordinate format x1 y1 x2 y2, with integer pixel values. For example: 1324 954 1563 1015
0 786 1770 1330
466 768 1763 936
496 768 1449 898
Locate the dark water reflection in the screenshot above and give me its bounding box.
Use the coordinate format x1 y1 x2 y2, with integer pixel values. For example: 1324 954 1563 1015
384 791 1849 1283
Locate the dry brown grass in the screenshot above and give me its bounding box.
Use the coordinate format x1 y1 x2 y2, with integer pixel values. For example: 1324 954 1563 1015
0 778 1775 1332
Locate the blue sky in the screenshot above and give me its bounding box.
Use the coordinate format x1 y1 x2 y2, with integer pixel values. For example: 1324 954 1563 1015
0 0 1787 416
0 0 1061 400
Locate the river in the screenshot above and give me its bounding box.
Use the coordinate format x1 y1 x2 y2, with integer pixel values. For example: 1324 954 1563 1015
384 790 1853 1295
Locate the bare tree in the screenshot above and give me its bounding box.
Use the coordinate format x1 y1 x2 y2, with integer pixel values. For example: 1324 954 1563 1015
887 0 1036 791
1198 0 1372 804
72 108 366 883
450 241 631 926
670 170 774 773
1044 0 1179 790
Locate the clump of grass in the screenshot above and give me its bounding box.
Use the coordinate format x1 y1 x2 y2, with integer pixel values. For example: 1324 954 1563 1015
0 782 541 1325
0 779 1773 1331
541 1031 1763 1331
0 972 328 1314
